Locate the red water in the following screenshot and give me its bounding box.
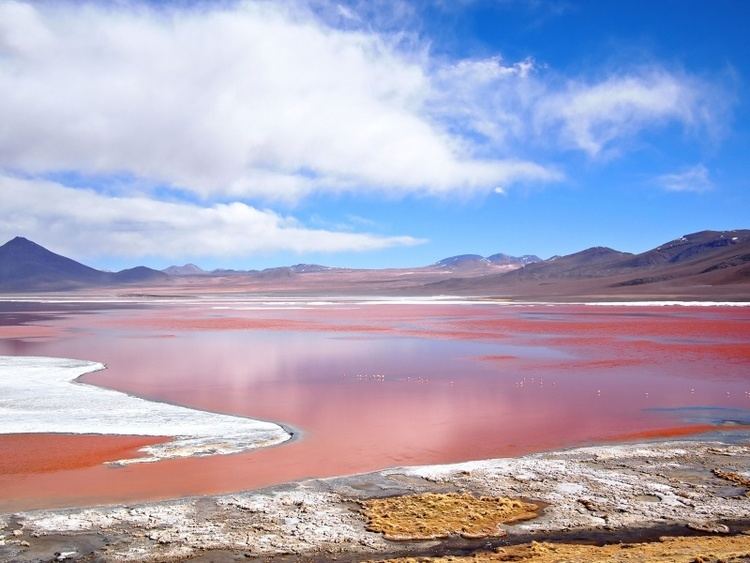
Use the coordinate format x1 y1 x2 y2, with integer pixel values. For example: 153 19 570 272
1 302 749 511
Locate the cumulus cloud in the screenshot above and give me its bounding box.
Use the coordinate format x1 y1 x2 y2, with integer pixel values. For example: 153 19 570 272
0 1 733 259
0 1 728 201
0 0 556 201
0 175 422 258
656 164 714 193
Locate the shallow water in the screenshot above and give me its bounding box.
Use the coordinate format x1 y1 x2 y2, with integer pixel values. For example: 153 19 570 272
1 301 749 510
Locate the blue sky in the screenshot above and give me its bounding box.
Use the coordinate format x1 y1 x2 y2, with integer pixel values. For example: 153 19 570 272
0 0 747 270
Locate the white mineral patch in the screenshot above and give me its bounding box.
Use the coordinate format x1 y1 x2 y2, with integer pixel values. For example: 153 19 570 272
578 300 750 307
0 356 291 464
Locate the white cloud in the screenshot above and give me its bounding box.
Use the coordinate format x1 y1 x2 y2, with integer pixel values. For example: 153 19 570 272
429 58 724 160
429 56 540 147
535 72 720 156
0 0 556 201
0 0 733 264
656 164 713 193
0 175 423 258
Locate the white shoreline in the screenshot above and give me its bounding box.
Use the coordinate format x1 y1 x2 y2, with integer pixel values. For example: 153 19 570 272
0 356 291 464
0 294 748 307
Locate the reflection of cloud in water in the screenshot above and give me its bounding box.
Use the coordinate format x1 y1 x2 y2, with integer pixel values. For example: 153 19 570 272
2 303 749 509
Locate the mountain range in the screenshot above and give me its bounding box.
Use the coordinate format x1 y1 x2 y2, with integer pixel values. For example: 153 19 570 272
0 237 167 291
0 230 748 299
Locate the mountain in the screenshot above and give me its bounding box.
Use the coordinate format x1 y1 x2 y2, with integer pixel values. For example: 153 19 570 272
163 263 205 276
435 254 488 269
487 253 542 266
615 230 750 269
423 230 750 299
1 231 747 298
434 253 541 272
611 230 750 288
289 264 332 273
0 237 108 291
164 263 331 277
249 263 335 280
111 266 169 284
500 247 633 281
0 237 168 291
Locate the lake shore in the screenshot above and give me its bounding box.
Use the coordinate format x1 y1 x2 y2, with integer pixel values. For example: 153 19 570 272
2 437 749 562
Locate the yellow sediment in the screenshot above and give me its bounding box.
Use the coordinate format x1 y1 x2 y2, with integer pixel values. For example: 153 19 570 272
375 533 750 562
361 492 539 541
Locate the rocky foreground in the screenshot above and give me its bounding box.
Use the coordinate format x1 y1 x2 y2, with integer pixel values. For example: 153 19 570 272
1 439 749 562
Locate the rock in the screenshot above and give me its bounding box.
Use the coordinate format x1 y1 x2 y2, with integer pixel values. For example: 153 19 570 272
12 529 23 536
55 551 78 561
687 522 730 534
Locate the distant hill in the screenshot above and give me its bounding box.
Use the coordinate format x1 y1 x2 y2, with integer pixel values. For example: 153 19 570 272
423 230 750 299
500 247 633 281
435 254 487 269
616 230 749 269
0 237 168 291
434 252 541 272
164 263 333 277
487 253 541 266
289 264 332 273
163 263 205 276
111 266 169 284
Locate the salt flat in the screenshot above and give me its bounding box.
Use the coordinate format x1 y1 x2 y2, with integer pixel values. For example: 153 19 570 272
0 356 291 464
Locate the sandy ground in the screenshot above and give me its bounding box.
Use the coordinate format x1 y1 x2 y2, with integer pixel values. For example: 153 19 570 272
1 438 749 562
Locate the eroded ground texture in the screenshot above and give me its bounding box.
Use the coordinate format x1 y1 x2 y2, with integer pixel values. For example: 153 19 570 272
1 439 749 562
375 534 750 562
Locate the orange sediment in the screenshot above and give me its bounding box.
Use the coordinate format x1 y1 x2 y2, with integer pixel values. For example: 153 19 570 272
602 424 734 442
0 433 169 474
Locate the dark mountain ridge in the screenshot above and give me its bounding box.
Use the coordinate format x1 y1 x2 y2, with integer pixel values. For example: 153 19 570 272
0 237 167 291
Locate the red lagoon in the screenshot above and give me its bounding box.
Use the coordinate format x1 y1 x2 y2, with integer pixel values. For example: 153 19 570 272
1 302 749 510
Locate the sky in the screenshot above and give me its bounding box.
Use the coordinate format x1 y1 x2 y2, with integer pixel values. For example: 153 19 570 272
0 0 747 270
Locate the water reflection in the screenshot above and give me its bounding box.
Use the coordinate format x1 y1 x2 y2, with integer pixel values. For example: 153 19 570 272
1 303 749 510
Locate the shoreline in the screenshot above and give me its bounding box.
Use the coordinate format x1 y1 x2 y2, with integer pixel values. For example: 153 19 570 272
2 437 749 561
1 294 750 306
0 356 292 465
